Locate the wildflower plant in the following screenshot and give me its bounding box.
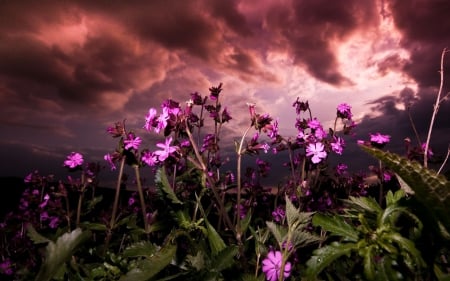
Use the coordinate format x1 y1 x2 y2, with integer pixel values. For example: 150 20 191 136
1 49 449 280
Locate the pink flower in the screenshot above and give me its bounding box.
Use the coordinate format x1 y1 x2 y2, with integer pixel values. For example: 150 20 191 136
306 142 327 164
155 108 170 133
370 133 390 145
307 118 322 129
64 152 84 168
104 153 116 171
154 137 178 161
124 135 142 150
142 150 158 166
144 108 157 131
337 103 353 119
314 126 327 140
331 137 345 155
262 250 292 281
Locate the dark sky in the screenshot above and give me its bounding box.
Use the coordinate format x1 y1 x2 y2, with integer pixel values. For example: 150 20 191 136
1 0 449 186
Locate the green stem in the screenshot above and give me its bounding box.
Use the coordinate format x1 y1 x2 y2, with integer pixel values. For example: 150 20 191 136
185 120 234 232
134 166 149 232
236 125 253 242
109 157 126 230
76 172 86 227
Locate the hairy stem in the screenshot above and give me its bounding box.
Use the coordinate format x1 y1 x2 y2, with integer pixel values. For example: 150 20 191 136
134 166 149 232
437 145 450 175
424 48 448 167
236 125 253 242
185 119 234 232
109 157 126 230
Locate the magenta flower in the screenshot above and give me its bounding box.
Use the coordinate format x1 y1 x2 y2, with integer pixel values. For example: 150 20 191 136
331 136 345 155
336 163 348 175
307 118 321 129
247 102 256 120
154 137 178 161
337 103 353 119
0 259 13 275
369 133 391 148
272 206 286 222
155 108 170 133
49 216 60 228
268 118 279 139
124 135 142 150
314 126 327 140
144 108 158 131
64 152 84 168
142 150 158 166
292 98 309 114
262 250 292 281
104 153 116 171
306 142 327 164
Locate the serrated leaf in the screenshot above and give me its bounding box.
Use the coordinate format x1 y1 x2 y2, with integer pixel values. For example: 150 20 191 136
266 221 286 245
360 145 450 229
187 251 206 271
80 222 108 231
205 219 226 256
345 195 382 215
312 213 359 242
155 167 183 205
290 228 321 249
35 228 91 281
285 196 313 230
306 242 357 278
120 243 176 281
210 245 238 272
122 241 157 258
26 224 51 244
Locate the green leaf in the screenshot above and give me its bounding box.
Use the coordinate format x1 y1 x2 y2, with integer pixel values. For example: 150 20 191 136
155 167 183 205
345 195 382 215
306 242 357 278
312 213 359 242
210 245 238 272
120 243 177 281
205 219 226 256
266 221 286 245
186 251 205 271
362 245 376 280
360 145 450 229
122 241 157 258
35 228 91 281
80 222 108 231
285 196 314 230
382 232 425 268
26 224 51 244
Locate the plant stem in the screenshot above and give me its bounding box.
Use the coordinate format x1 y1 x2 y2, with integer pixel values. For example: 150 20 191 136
109 157 126 231
424 48 448 167
185 120 234 232
378 160 384 205
134 166 149 232
437 145 450 175
407 106 423 148
236 125 253 242
76 172 86 227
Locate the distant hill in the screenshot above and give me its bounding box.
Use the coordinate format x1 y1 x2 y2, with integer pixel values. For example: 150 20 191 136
0 177 25 220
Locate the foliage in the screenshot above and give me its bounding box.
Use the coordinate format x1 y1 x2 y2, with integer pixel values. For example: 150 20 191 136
0 62 448 281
